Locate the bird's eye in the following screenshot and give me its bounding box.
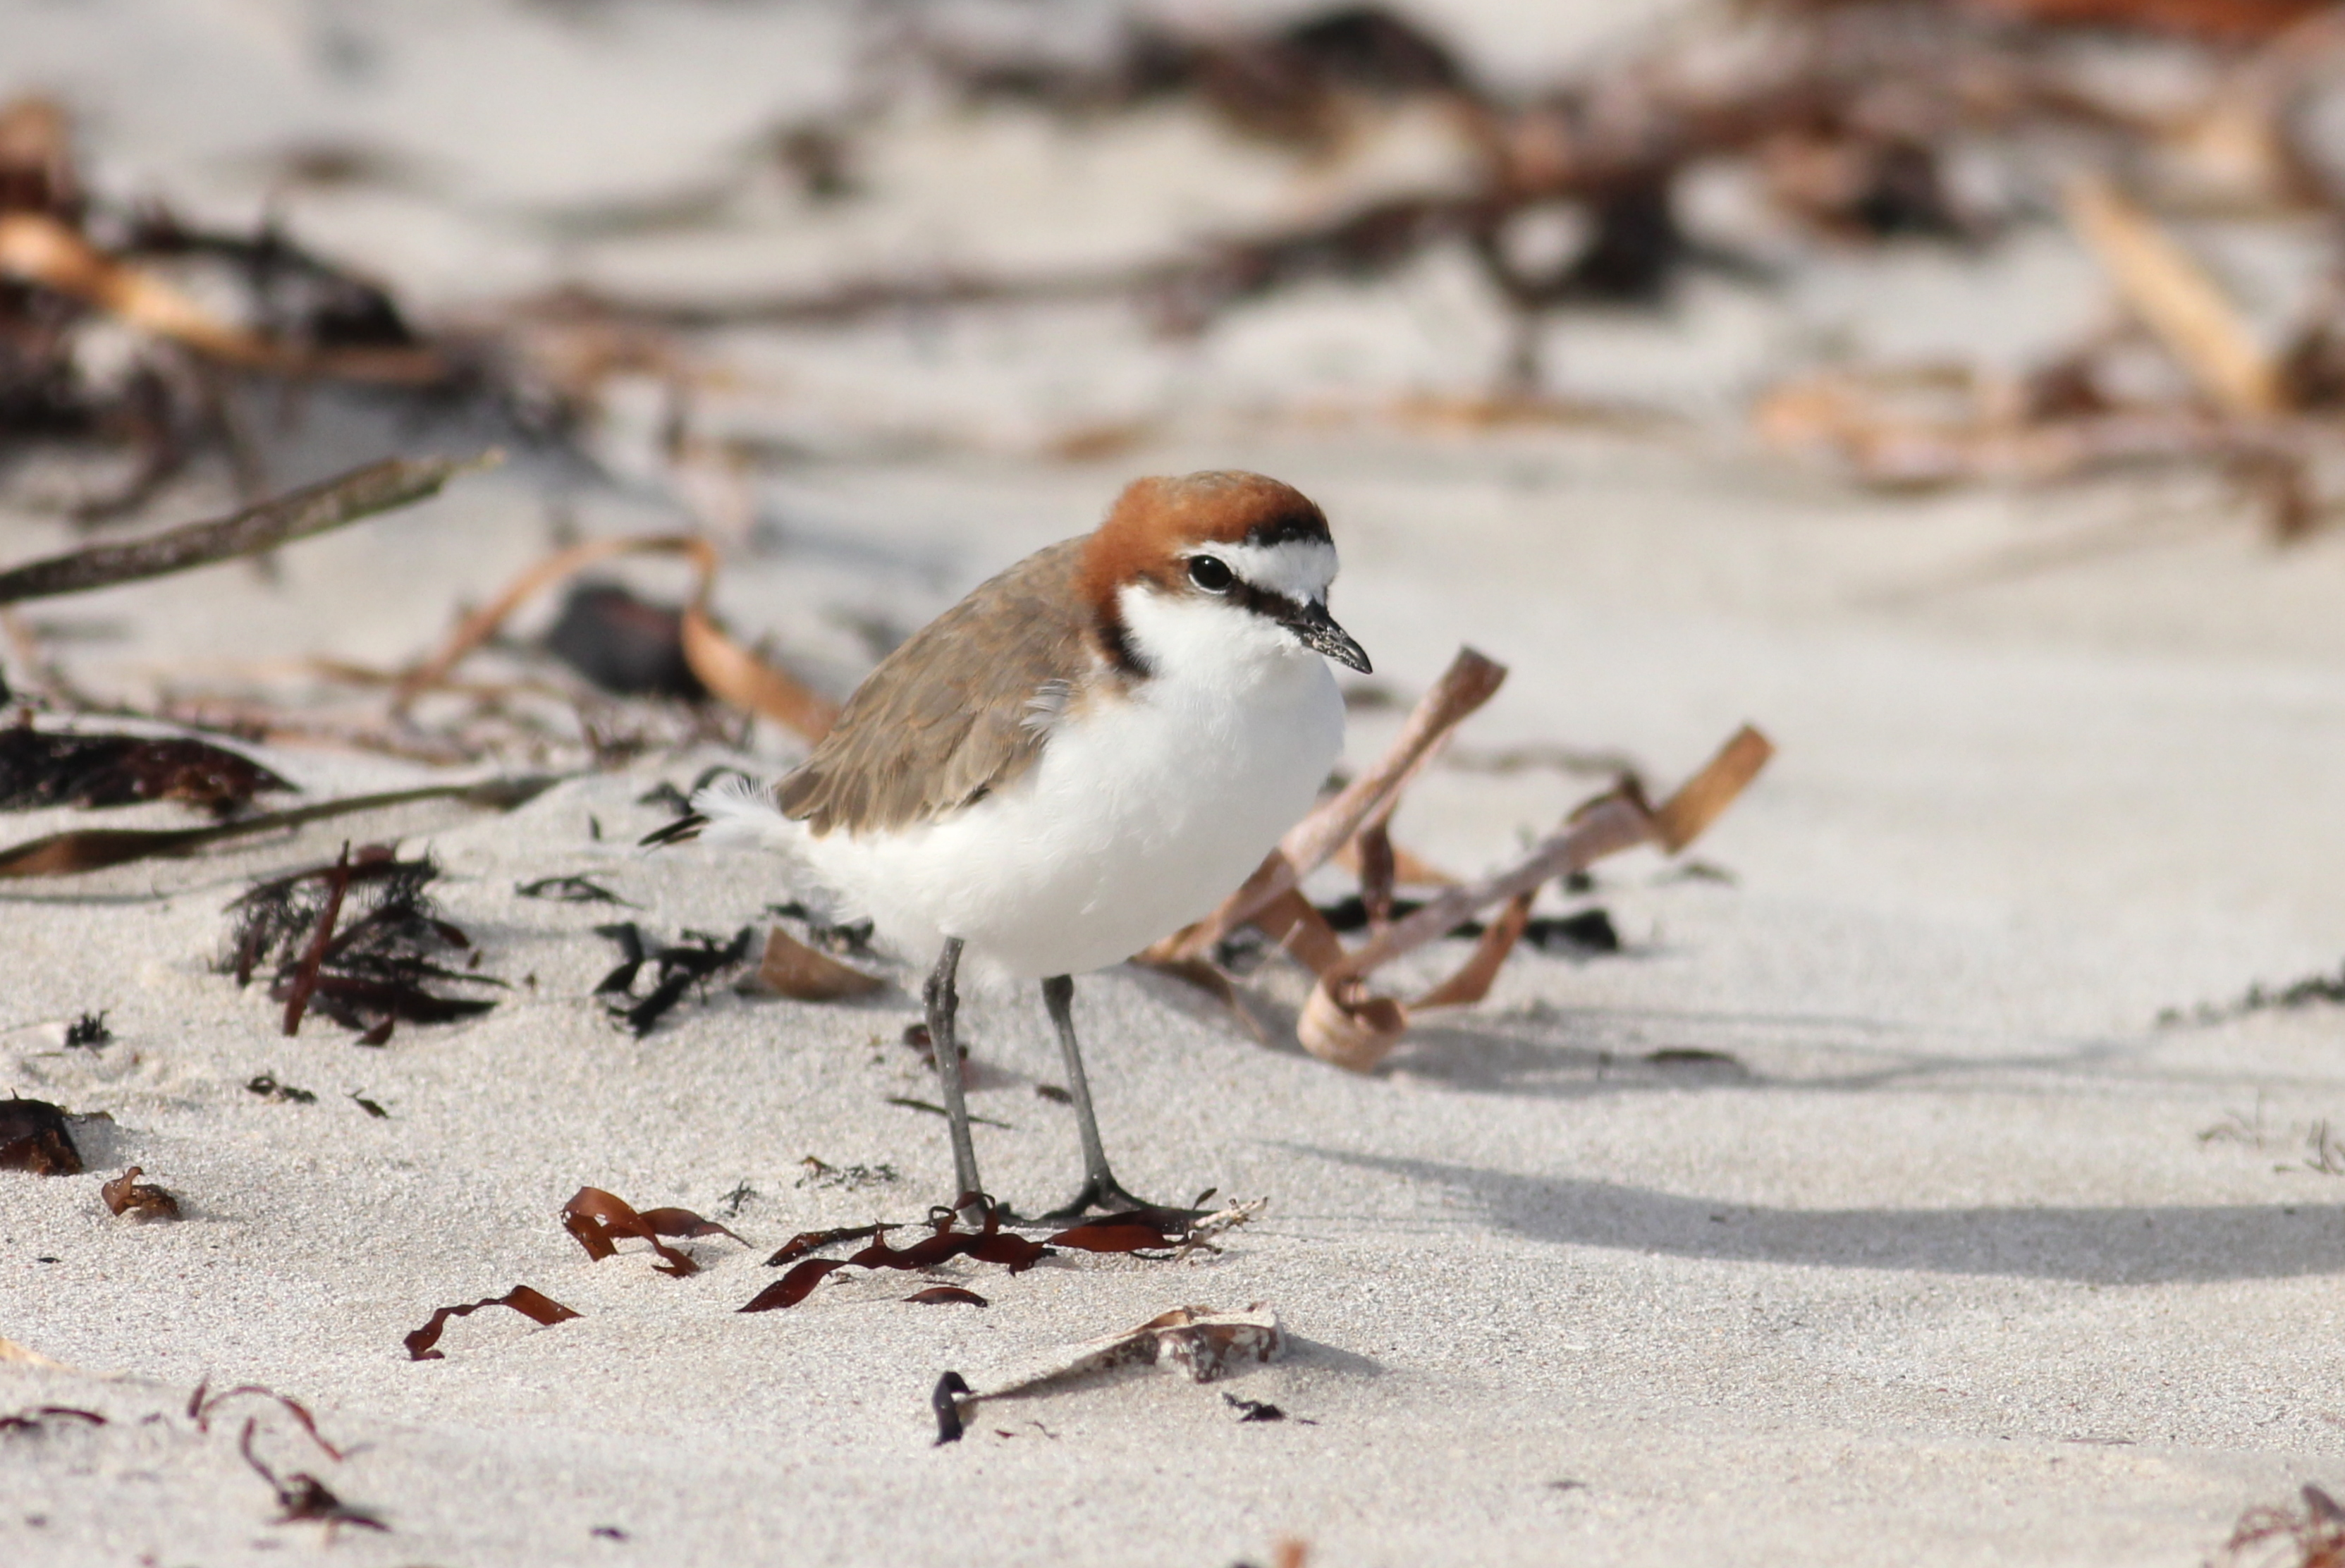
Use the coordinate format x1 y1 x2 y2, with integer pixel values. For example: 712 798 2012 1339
1187 556 1234 593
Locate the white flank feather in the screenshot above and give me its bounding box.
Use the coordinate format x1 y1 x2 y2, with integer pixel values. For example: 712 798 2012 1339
690 773 800 852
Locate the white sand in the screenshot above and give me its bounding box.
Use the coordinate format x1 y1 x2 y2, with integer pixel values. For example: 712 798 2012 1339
5 4 2345 1565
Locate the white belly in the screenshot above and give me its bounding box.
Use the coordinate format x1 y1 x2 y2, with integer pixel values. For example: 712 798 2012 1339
800 648 1342 979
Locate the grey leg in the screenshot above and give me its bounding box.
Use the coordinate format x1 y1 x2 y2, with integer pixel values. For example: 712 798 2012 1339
1037 974 1153 1218
922 938 981 1203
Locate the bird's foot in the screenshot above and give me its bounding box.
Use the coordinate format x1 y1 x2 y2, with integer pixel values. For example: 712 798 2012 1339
1024 1172 1200 1226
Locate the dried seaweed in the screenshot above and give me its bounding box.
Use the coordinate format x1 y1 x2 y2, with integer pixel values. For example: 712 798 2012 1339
905 1286 990 1306
931 1371 973 1445
766 900 876 957
1043 1213 1189 1256
1314 895 1620 954
0 727 290 814
795 1156 898 1192
763 1223 887 1268
739 1205 1050 1313
560 1186 747 1277
2217 1484 2345 1568
100 1165 180 1220
516 874 634 906
1224 1393 1301 1423
63 1010 111 1049
593 921 756 1034
0 1404 105 1433
0 1095 80 1175
237 1421 386 1535
887 1095 1013 1129
189 1381 344 1462
2162 959 2345 1025
403 1285 580 1360
221 845 501 1043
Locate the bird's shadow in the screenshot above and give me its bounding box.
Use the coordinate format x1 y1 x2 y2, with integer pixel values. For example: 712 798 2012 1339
1338 995 2206 1103
1283 1143 2345 1285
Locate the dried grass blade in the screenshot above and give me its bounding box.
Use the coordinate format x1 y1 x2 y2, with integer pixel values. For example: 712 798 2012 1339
1333 794 1655 986
1410 890 1534 1010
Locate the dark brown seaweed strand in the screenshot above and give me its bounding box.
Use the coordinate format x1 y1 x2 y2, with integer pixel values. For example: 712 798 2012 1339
0 455 494 606
740 1211 1051 1313
560 1187 748 1278
402 1286 580 1360
189 1381 345 1462
281 843 353 1037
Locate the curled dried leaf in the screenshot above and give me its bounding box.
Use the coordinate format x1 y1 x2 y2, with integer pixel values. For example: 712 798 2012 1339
747 924 885 1001
941 1304 1286 1433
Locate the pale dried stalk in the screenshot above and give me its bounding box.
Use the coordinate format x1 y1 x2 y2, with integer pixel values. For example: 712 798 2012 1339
0 212 280 367
2063 172 2282 418
1330 795 1653 986
1299 725 1774 1071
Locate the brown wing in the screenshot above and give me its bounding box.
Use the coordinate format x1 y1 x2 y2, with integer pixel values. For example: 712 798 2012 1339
776 538 1098 836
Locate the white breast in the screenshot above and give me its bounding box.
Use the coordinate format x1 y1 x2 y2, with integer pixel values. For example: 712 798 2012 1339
793 589 1343 979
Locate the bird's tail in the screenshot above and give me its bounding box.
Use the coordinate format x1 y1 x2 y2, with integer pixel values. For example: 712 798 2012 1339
639 773 797 850
694 773 801 848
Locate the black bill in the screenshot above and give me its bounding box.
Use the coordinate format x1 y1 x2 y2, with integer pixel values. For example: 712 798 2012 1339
1278 598 1372 674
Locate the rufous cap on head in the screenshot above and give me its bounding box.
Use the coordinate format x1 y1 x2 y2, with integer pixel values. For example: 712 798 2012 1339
1106 470 1330 551
1078 471 1330 613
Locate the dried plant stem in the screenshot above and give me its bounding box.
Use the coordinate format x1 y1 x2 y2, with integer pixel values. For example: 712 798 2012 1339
0 776 558 878
1295 725 1774 1070
2062 172 2282 418
0 454 498 606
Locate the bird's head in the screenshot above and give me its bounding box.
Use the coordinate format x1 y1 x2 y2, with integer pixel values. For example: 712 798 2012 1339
1078 470 1371 678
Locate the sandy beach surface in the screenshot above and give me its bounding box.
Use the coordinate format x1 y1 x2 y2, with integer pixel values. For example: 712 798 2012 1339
4 4 2344 1565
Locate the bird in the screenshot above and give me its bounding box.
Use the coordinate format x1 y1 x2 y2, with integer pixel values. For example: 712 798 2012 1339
651 470 1369 1218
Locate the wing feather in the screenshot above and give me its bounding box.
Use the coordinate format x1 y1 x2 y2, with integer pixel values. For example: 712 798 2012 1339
776 538 1098 835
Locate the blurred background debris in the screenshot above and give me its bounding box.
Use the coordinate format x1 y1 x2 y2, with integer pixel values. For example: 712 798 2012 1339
2 0 2343 771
